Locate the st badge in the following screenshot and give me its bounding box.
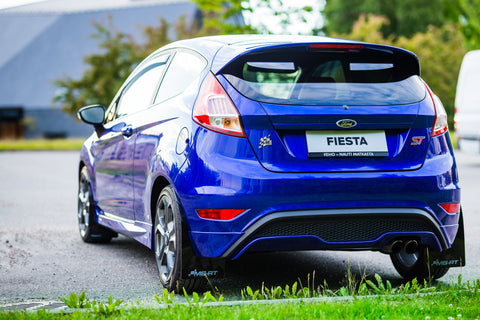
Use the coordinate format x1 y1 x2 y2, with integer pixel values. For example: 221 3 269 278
411 136 425 145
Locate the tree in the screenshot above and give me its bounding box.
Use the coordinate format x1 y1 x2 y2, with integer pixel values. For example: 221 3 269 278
54 20 142 115
322 0 379 35
323 0 448 38
456 0 480 49
242 0 322 35
54 3 253 116
396 24 467 125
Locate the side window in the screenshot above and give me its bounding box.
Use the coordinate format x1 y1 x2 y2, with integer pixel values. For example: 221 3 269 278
104 53 169 121
115 63 165 118
154 50 207 104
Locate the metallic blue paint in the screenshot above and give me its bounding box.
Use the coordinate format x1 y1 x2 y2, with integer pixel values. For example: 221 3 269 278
78 35 462 277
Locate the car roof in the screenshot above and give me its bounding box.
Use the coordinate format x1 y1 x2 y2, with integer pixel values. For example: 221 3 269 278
149 34 418 74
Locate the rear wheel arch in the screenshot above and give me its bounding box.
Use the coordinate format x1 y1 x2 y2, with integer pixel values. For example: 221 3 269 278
78 161 95 197
78 161 86 178
151 182 208 292
150 176 172 230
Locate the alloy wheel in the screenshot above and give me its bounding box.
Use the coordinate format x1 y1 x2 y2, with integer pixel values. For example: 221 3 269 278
155 194 177 284
78 173 90 238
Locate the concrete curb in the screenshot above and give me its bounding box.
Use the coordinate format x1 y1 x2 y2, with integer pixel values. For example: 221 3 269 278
0 300 68 312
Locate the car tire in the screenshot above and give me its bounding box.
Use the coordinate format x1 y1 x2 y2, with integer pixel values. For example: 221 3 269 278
154 186 206 292
390 246 449 281
78 166 115 243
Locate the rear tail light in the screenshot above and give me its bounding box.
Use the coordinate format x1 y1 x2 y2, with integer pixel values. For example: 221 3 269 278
424 82 448 137
196 209 246 220
439 203 460 214
193 72 246 138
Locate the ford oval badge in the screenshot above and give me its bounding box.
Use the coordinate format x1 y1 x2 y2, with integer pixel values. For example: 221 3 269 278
336 119 357 128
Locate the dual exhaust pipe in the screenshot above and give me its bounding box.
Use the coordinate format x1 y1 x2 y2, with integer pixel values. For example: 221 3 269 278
381 239 419 254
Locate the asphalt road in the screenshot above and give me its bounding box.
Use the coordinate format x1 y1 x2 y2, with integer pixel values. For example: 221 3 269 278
0 150 479 303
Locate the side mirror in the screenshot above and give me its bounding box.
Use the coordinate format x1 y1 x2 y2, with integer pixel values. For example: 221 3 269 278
77 105 105 125
77 105 105 136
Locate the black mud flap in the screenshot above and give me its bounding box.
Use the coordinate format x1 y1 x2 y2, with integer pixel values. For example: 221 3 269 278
426 210 465 268
180 227 225 280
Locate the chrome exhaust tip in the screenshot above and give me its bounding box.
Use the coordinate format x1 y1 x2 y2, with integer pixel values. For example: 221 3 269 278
404 240 419 254
391 240 404 254
381 239 404 254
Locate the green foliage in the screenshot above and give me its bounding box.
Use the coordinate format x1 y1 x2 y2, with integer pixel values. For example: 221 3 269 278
241 281 314 301
54 19 142 115
334 14 467 128
239 273 465 300
457 0 480 49
59 292 124 315
54 0 472 128
90 295 124 316
180 289 224 308
322 0 381 35
323 0 449 38
31 276 480 319
155 288 175 305
0 138 84 151
59 292 91 309
244 0 322 35
365 273 397 295
193 0 256 35
54 4 254 116
396 23 467 128
8 286 480 319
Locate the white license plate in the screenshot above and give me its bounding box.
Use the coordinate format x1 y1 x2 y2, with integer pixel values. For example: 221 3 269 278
306 130 388 157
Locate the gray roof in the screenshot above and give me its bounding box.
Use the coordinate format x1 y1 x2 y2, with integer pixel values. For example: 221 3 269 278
0 0 189 14
0 0 197 109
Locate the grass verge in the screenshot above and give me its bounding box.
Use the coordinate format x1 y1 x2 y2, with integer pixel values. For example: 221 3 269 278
2 275 480 319
0 139 84 151
1 289 479 319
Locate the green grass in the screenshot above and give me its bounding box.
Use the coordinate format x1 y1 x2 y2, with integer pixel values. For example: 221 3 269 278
0 139 84 151
1 290 480 319
2 276 480 319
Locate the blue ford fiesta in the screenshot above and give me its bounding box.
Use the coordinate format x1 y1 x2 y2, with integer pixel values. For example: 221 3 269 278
77 35 465 292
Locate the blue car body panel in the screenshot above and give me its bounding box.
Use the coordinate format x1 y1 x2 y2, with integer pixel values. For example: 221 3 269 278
174 129 459 258
78 35 462 273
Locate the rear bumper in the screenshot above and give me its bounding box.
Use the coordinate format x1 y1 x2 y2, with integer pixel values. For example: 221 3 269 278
219 208 447 259
175 130 460 259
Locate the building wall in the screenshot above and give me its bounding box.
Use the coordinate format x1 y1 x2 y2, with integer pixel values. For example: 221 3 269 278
24 109 93 138
0 0 197 138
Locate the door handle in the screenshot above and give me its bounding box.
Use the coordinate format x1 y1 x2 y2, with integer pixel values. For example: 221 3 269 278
121 125 133 138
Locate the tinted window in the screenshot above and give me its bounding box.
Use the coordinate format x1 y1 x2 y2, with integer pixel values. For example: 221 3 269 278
221 46 425 106
154 50 207 104
109 54 169 119
115 64 165 118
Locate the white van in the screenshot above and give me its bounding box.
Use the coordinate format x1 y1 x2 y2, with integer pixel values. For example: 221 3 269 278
455 50 480 153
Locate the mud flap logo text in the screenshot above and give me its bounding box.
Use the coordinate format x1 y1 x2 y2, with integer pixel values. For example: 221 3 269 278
187 269 218 277
431 259 459 267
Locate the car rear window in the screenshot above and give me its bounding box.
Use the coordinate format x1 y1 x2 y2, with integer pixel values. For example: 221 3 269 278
220 45 426 106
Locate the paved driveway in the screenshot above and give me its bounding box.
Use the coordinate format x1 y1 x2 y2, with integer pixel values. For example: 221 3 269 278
0 150 478 303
